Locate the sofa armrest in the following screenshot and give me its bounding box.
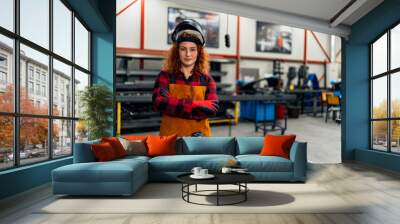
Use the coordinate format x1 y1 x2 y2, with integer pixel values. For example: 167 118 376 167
73 140 100 163
289 141 307 181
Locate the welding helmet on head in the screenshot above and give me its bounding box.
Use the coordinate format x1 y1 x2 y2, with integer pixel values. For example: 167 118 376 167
171 19 206 46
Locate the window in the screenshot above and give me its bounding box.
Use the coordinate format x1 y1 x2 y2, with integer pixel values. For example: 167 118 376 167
75 17 89 70
0 54 7 67
28 67 34 80
0 54 8 88
35 70 41 81
53 0 72 60
0 0 14 31
74 69 89 119
53 59 72 117
28 81 34 94
371 23 400 154
20 0 49 49
42 85 46 97
36 83 40 95
0 71 6 85
53 119 72 158
41 73 46 83
0 1 91 170
0 35 13 113
0 116 13 170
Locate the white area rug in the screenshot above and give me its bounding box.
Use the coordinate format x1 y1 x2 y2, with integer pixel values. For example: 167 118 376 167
38 183 361 214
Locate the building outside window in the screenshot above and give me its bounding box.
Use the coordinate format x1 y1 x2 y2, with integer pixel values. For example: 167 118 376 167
0 0 91 171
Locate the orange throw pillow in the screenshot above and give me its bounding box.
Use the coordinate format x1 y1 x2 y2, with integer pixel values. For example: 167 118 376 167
260 134 296 159
91 142 117 161
146 134 177 157
101 137 126 158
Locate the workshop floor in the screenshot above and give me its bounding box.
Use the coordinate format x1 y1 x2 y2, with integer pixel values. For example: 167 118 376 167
211 115 341 164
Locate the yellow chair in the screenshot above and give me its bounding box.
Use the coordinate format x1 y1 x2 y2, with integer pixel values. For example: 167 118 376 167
325 94 341 123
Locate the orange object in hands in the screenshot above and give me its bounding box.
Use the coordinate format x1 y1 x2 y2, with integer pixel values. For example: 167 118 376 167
260 134 296 159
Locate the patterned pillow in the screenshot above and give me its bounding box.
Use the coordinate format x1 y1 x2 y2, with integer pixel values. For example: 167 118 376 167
119 138 147 156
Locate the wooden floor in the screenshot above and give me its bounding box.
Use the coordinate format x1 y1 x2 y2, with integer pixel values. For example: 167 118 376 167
1 116 399 224
1 162 400 224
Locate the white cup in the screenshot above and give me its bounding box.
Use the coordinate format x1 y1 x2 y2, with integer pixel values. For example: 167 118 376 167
191 167 202 176
221 167 232 174
200 169 208 176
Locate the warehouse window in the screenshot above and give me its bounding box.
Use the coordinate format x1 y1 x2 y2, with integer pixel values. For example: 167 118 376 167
0 0 91 171
371 23 400 154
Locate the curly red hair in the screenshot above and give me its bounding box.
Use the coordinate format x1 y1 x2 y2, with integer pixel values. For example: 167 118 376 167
162 37 210 75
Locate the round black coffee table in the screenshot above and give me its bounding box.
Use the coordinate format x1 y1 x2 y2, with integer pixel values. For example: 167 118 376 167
177 173 255 206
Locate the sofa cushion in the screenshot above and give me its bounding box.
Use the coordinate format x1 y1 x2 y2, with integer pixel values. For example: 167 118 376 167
235 137 264 155
260 134 296 159
148 154 235 172
91 142 118 162
101 137 127 158
147 134 177 157
236 155 293 172
119 138 147 156
180 137 235 155
52 159 147 183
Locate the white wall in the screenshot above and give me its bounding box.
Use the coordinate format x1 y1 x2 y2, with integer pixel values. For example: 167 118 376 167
116 0 141 48
116 0 341 88
307 31 330 61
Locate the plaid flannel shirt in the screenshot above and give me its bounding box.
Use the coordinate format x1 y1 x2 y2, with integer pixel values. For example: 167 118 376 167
152 70 218 120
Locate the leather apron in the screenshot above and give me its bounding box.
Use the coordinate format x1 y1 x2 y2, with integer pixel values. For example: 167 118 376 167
160 84 211 137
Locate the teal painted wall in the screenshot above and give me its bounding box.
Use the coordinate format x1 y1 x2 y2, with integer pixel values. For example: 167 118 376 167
91 0 116 136
92 31 116 136
355 149 400 172
0 158 72 199
0 0 116 200
343 0 400 171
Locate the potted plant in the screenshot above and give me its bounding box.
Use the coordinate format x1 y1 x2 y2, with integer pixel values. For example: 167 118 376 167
79 84 113 140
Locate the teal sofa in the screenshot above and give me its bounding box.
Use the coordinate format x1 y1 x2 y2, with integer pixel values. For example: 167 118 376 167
52 137 307 196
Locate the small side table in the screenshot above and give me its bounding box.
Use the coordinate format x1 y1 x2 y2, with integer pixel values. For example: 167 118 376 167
177 173 255 206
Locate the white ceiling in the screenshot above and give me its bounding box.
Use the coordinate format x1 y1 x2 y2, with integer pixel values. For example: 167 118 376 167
166 0 384 37
225 0 352 22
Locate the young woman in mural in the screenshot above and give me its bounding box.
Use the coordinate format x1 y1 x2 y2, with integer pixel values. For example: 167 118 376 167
152 19 219 137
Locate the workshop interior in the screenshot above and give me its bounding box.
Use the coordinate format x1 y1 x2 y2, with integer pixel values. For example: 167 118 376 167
1 0 400 223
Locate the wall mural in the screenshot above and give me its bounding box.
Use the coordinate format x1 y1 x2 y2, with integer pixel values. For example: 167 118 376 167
255 21 292 54
167 7 220 48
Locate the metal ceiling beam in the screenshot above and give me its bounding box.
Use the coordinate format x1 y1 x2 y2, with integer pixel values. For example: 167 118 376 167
165 0 351 37
330 0 368 27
